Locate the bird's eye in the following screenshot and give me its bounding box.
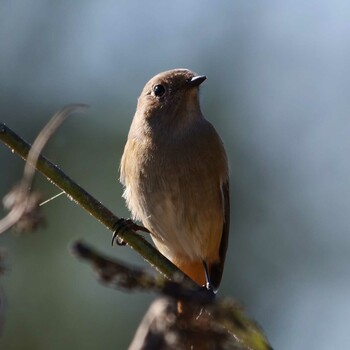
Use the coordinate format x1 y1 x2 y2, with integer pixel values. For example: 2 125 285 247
153 84 166 97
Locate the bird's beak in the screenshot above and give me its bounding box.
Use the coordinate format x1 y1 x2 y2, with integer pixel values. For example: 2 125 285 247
187 75 207 87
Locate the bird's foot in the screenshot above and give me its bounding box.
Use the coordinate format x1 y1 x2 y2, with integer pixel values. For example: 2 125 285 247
111 218 149 246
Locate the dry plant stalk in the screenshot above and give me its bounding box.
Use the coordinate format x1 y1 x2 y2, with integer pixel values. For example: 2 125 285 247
0 104 88 234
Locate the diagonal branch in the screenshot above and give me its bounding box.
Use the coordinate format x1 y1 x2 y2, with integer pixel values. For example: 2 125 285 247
0 119 273 350
0 121 192 285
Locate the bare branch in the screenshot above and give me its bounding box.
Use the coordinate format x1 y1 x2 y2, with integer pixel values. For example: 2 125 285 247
0 117 273 350
0 120 191 285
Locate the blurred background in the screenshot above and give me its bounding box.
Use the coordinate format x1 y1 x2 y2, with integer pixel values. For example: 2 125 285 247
1 1 350 349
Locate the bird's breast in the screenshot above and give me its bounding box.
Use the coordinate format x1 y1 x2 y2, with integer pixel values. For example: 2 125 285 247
121 120 227 262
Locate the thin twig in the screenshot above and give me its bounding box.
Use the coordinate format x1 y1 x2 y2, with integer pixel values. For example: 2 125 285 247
0 105 87 233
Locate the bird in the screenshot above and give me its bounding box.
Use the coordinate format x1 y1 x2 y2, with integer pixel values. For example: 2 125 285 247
119 68 230 292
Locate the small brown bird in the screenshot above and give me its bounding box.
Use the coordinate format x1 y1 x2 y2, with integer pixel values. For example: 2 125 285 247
120 69 230 291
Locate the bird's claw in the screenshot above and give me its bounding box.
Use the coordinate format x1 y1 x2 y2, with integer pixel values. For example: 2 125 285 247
111 218 150 246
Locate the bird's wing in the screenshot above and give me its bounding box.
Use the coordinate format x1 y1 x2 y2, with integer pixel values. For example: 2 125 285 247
210 179 230 291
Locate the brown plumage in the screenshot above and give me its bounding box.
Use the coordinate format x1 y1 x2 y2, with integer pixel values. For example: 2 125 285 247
120 69 230 291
